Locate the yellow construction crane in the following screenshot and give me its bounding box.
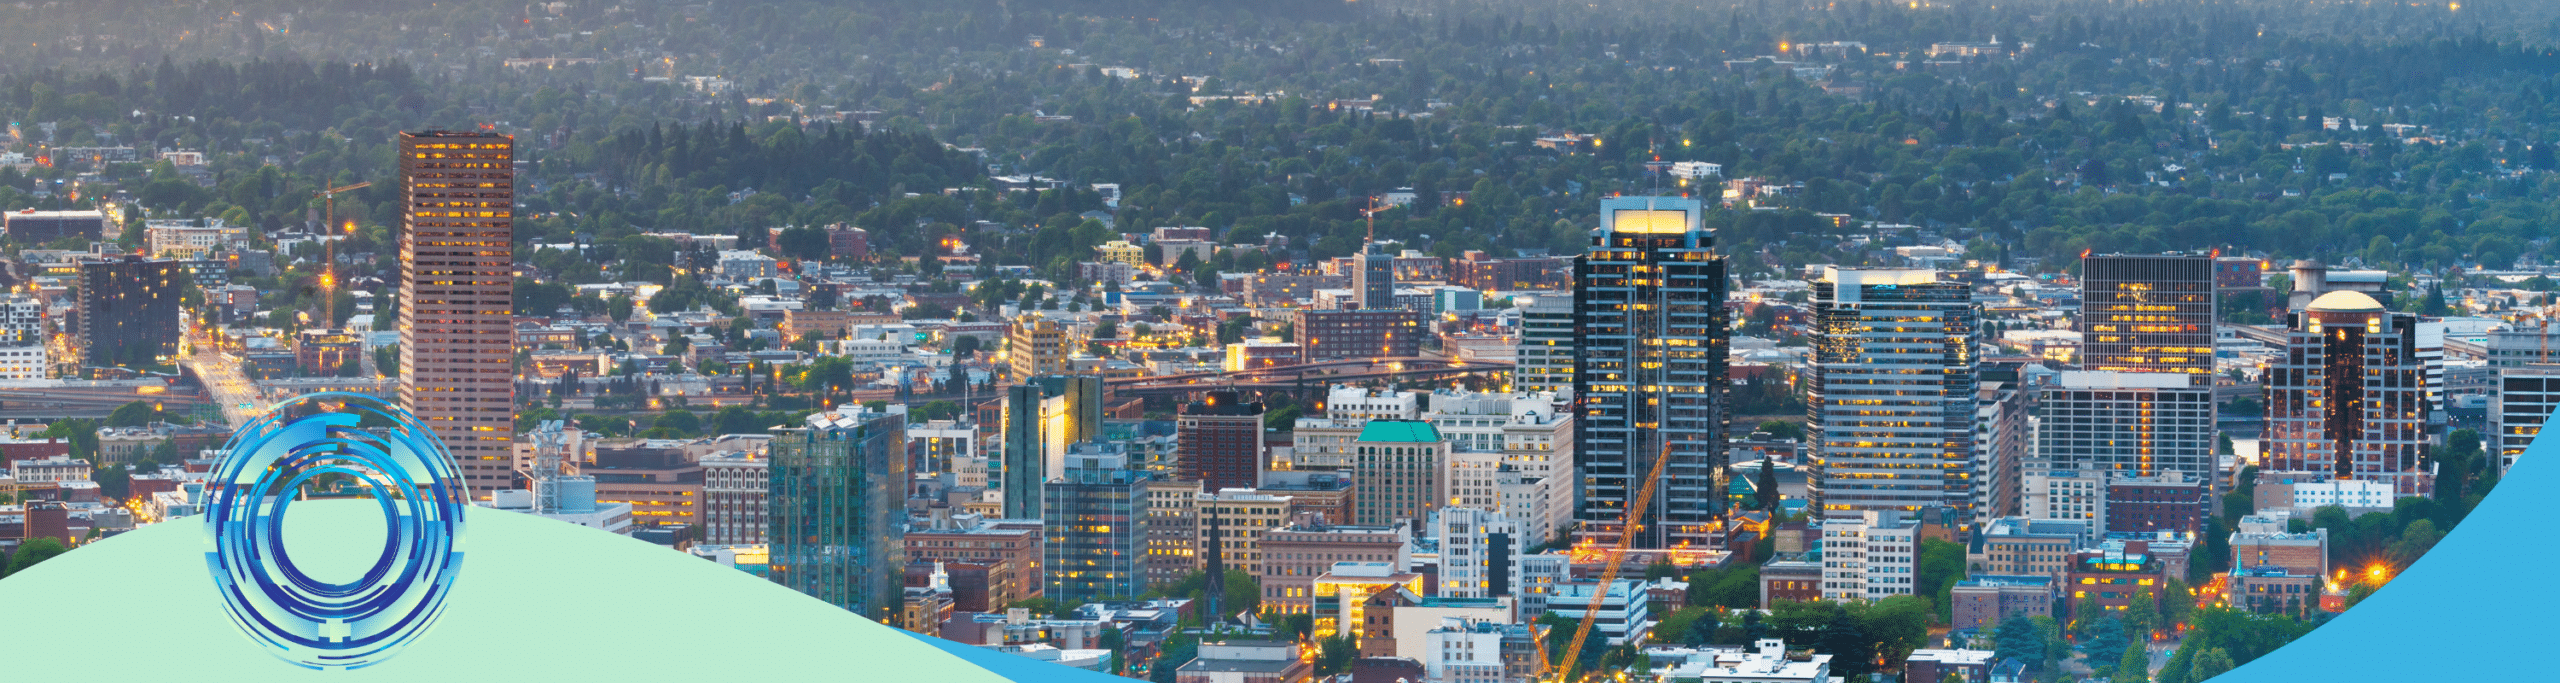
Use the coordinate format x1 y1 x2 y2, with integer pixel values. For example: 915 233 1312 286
1557 440 1679 682
312 181 370 326
315 181 371 234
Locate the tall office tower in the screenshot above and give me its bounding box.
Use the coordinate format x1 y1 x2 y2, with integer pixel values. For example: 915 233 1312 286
1806 268 1979 519
2263 291 2431 495
397 130 515 492
1351 420 1452 527
1043 442 1147 603
2491 366 2560 475
2034 371 2217 485
1354 241 1396 309
1176 390 1267 492
768 405 909 623
2080 253 2217 383
998 374 1103 519
78 256 183 369
1513 296 1576 398
1571 196 1731 549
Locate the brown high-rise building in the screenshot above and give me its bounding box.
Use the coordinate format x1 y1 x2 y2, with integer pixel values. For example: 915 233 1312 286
1176 390 1266 492
2080 253 2216 384
397 130 516 496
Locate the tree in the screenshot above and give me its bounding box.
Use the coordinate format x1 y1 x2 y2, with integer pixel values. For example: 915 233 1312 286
1756 458 1780 511
608 294 635 323
1918 539 1967 621
652 409 703 437
2187 647 2235 682
105 401 159 427
1314 635 1356 675
1148 635 1197 683
2118 641 2152 683
95 463 131 500
4 537 68 578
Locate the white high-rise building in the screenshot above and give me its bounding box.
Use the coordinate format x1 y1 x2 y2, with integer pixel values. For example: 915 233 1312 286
2031 371 2218 498
1420 618 1510 683
1437 507 1527 601
1818 510 1920 602
1514 296 1575 398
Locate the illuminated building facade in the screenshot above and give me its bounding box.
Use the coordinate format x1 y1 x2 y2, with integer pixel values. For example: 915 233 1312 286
2079 253 2217 382
397 130 516 494
2262 291 2430 495
1806 267 1978 519
1007 316 1067 379
2033 371 2217 496
1043 443 1147 603
1571 196 1731 550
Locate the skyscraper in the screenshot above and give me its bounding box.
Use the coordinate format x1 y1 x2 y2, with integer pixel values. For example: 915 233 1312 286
1572 195 1730 549
1177 390 1267 492
1354 241 1396 309
768 405 910 623
1043 441 1147 603
999 374 1103 519
2264 291 2430 495
397 130 516 494
1806 267 1978 519
2047 252 2224 520
2080 253 2218 383
78 256 183 369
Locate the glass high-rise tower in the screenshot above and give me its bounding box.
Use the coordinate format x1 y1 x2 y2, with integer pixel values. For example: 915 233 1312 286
768 406 910 623
1571 196 1730 549
397 130 516 496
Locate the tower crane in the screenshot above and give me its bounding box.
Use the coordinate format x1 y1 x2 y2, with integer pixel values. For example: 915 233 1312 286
1555 440 1681 682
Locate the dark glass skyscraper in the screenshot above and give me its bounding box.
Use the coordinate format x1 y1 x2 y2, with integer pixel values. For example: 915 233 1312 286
1043 442 1146 603
78 256 182 369
2081 253 2217 384
1000 374 1103 519
1571 196 1730 549
769 406 910 623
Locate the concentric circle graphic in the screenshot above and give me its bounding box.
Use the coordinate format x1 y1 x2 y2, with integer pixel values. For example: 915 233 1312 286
203 392 468 670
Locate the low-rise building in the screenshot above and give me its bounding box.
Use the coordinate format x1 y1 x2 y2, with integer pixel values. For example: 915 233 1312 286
1905 649 1998 683
1948 575 2054 632
1175 640 1310 683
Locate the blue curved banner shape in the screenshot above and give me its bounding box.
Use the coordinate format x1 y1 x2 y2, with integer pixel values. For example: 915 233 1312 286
2213 408 2557 680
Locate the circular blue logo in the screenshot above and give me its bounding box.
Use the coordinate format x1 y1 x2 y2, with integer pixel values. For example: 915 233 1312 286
202 392 468 670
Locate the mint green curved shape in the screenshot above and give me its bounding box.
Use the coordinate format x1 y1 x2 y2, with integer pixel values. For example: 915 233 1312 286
0 501 1013 681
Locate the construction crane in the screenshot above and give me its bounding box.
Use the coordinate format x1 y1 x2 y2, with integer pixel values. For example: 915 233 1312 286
312 181 370 327
315 181 372 234
1555 440 1680 682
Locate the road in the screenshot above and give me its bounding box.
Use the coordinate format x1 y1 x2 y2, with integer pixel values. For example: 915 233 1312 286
183 346 262 429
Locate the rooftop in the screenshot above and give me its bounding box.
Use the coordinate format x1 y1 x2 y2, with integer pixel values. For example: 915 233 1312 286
1356 420 1441 443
